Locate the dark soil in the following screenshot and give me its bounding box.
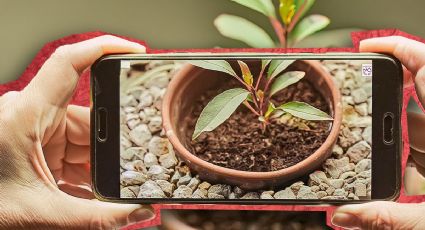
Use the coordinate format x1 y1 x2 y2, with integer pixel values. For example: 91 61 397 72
186 79 332 172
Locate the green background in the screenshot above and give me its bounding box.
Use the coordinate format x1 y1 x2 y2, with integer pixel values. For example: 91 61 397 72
0 0 424 83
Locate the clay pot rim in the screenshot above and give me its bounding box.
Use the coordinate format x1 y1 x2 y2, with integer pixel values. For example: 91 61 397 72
162 60 342 180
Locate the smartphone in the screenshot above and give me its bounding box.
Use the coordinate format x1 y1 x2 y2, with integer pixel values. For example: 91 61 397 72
91 53 402 204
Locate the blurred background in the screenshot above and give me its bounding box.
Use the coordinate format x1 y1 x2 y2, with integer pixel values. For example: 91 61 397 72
1 0 425 83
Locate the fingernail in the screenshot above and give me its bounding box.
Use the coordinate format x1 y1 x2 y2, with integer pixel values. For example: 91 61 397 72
332 212 359 229
131 43 146 53
128 207 155 223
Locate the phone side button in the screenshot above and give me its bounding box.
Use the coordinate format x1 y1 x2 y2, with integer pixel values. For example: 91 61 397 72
383 112 394 145
97 107 108 142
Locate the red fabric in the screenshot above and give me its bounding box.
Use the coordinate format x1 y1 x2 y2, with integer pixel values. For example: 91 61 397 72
1 29 424 229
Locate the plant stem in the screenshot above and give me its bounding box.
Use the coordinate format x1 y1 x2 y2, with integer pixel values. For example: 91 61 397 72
243 101 260 116
254 65 265 91
287 0 308 33
269 17 286 47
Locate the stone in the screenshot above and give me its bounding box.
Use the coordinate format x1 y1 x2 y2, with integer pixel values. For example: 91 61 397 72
143 152 158 168
358 170 371 178
362 126 372 144
241 192 260 199
121 171 147 186
120 95 136 107
367 97 372 114
208 193 225 199
347 116 372 128
198 181 211 190
177 174 192 186
316 191 328 199
290 181 304 192
354 182 367 197
319 183 329 191
322 196 347 200
233 187 245 197
346 141 371 163
338 127 362 148
138 180 166 198
333 188 347 196
121 187 137 198
127 119 141 130
324 157 353 179
208 184 231 198
145 75 169 88
143 107 157 117
147 165 170 180
329 179 344 189
121 148 137 160
123 160 147 173
355 103 368 116
297 186 314 199
129 124 152 146
309 171 329 186
260 191 275 199
274 188 296 199
326 186 335 195
311 186 320 192
170 171 181 184
342 96 355 105
149 86 163 100
159 154 177 168
187 177 201 191
138 91 154 108
148 136 170 156
332 145 344 158
192 189 208 199
355 159 371 173
352 88 368 103
148 116 162 133
156 180 174 196
173 185 192 198
340 171 357 180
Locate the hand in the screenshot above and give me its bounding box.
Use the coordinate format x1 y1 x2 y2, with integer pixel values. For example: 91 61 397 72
332 36 425 229
0 35 154 229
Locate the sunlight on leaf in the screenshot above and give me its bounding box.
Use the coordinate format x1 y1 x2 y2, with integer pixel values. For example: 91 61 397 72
289 14 330 44
277 101 333 120
237 61 254 86
261 59 272 71
231 0 276 18
214 14 276 48
188 60 237 78
256 89 264 100
193 88 250 140
265 102 276 118
267 59 296 79
270 71 305 96
279 0 296 25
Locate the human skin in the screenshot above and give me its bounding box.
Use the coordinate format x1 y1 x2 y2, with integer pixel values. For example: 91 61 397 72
0 35 153 229
332 36 425 230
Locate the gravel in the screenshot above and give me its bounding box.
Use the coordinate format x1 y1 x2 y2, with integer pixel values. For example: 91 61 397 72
120 60 372 200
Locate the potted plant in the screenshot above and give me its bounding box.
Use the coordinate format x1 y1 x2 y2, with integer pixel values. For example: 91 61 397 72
162 59 342 190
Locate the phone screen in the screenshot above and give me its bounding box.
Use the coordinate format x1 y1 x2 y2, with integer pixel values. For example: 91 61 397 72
119 58 372 201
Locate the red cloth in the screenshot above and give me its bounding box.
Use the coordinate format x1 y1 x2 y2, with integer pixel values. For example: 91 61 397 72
1 29 424 229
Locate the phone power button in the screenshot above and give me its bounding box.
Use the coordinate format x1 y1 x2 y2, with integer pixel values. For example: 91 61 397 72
97 107 108 142
383 112 394 145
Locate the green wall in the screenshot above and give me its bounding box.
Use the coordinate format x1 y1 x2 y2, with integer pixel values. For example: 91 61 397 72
1 0 424 83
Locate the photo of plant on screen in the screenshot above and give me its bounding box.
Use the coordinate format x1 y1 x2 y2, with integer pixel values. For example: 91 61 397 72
119 59 372 200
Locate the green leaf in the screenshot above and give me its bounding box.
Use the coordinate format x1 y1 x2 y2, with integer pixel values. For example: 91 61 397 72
290 28 362 48
261 59 271 71
231 0 276 18
270 71 305 96
237 61 253 86
192 88 250 140
294 0 315 19
188 60 237 78
277 101 333 120
279 0 296 25
289 14 330 43
265 102 276 118
214 14 276 48
267 59 295 79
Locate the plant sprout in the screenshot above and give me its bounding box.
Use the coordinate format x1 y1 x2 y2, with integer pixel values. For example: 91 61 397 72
190 60 333 140
214 0 330 48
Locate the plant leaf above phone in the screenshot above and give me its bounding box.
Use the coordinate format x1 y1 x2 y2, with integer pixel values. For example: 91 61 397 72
191 60 332 139
214 0 331 48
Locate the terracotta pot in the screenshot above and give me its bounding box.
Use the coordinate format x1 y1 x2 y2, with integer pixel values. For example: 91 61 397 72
162 60 342 190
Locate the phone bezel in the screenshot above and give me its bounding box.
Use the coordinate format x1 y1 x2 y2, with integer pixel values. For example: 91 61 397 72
91 53 402 204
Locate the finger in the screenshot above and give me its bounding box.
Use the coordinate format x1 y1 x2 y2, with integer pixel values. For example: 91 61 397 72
66 105 90 146
359 36 425 106
407 111 425 153
24 35 145 108
64 143 89 164
58 181 94 199
60 162 91 186
62 194 155 229
332 201 425 229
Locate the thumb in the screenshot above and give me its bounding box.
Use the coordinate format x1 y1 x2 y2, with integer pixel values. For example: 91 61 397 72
61 195 154 229
332 201 425 229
